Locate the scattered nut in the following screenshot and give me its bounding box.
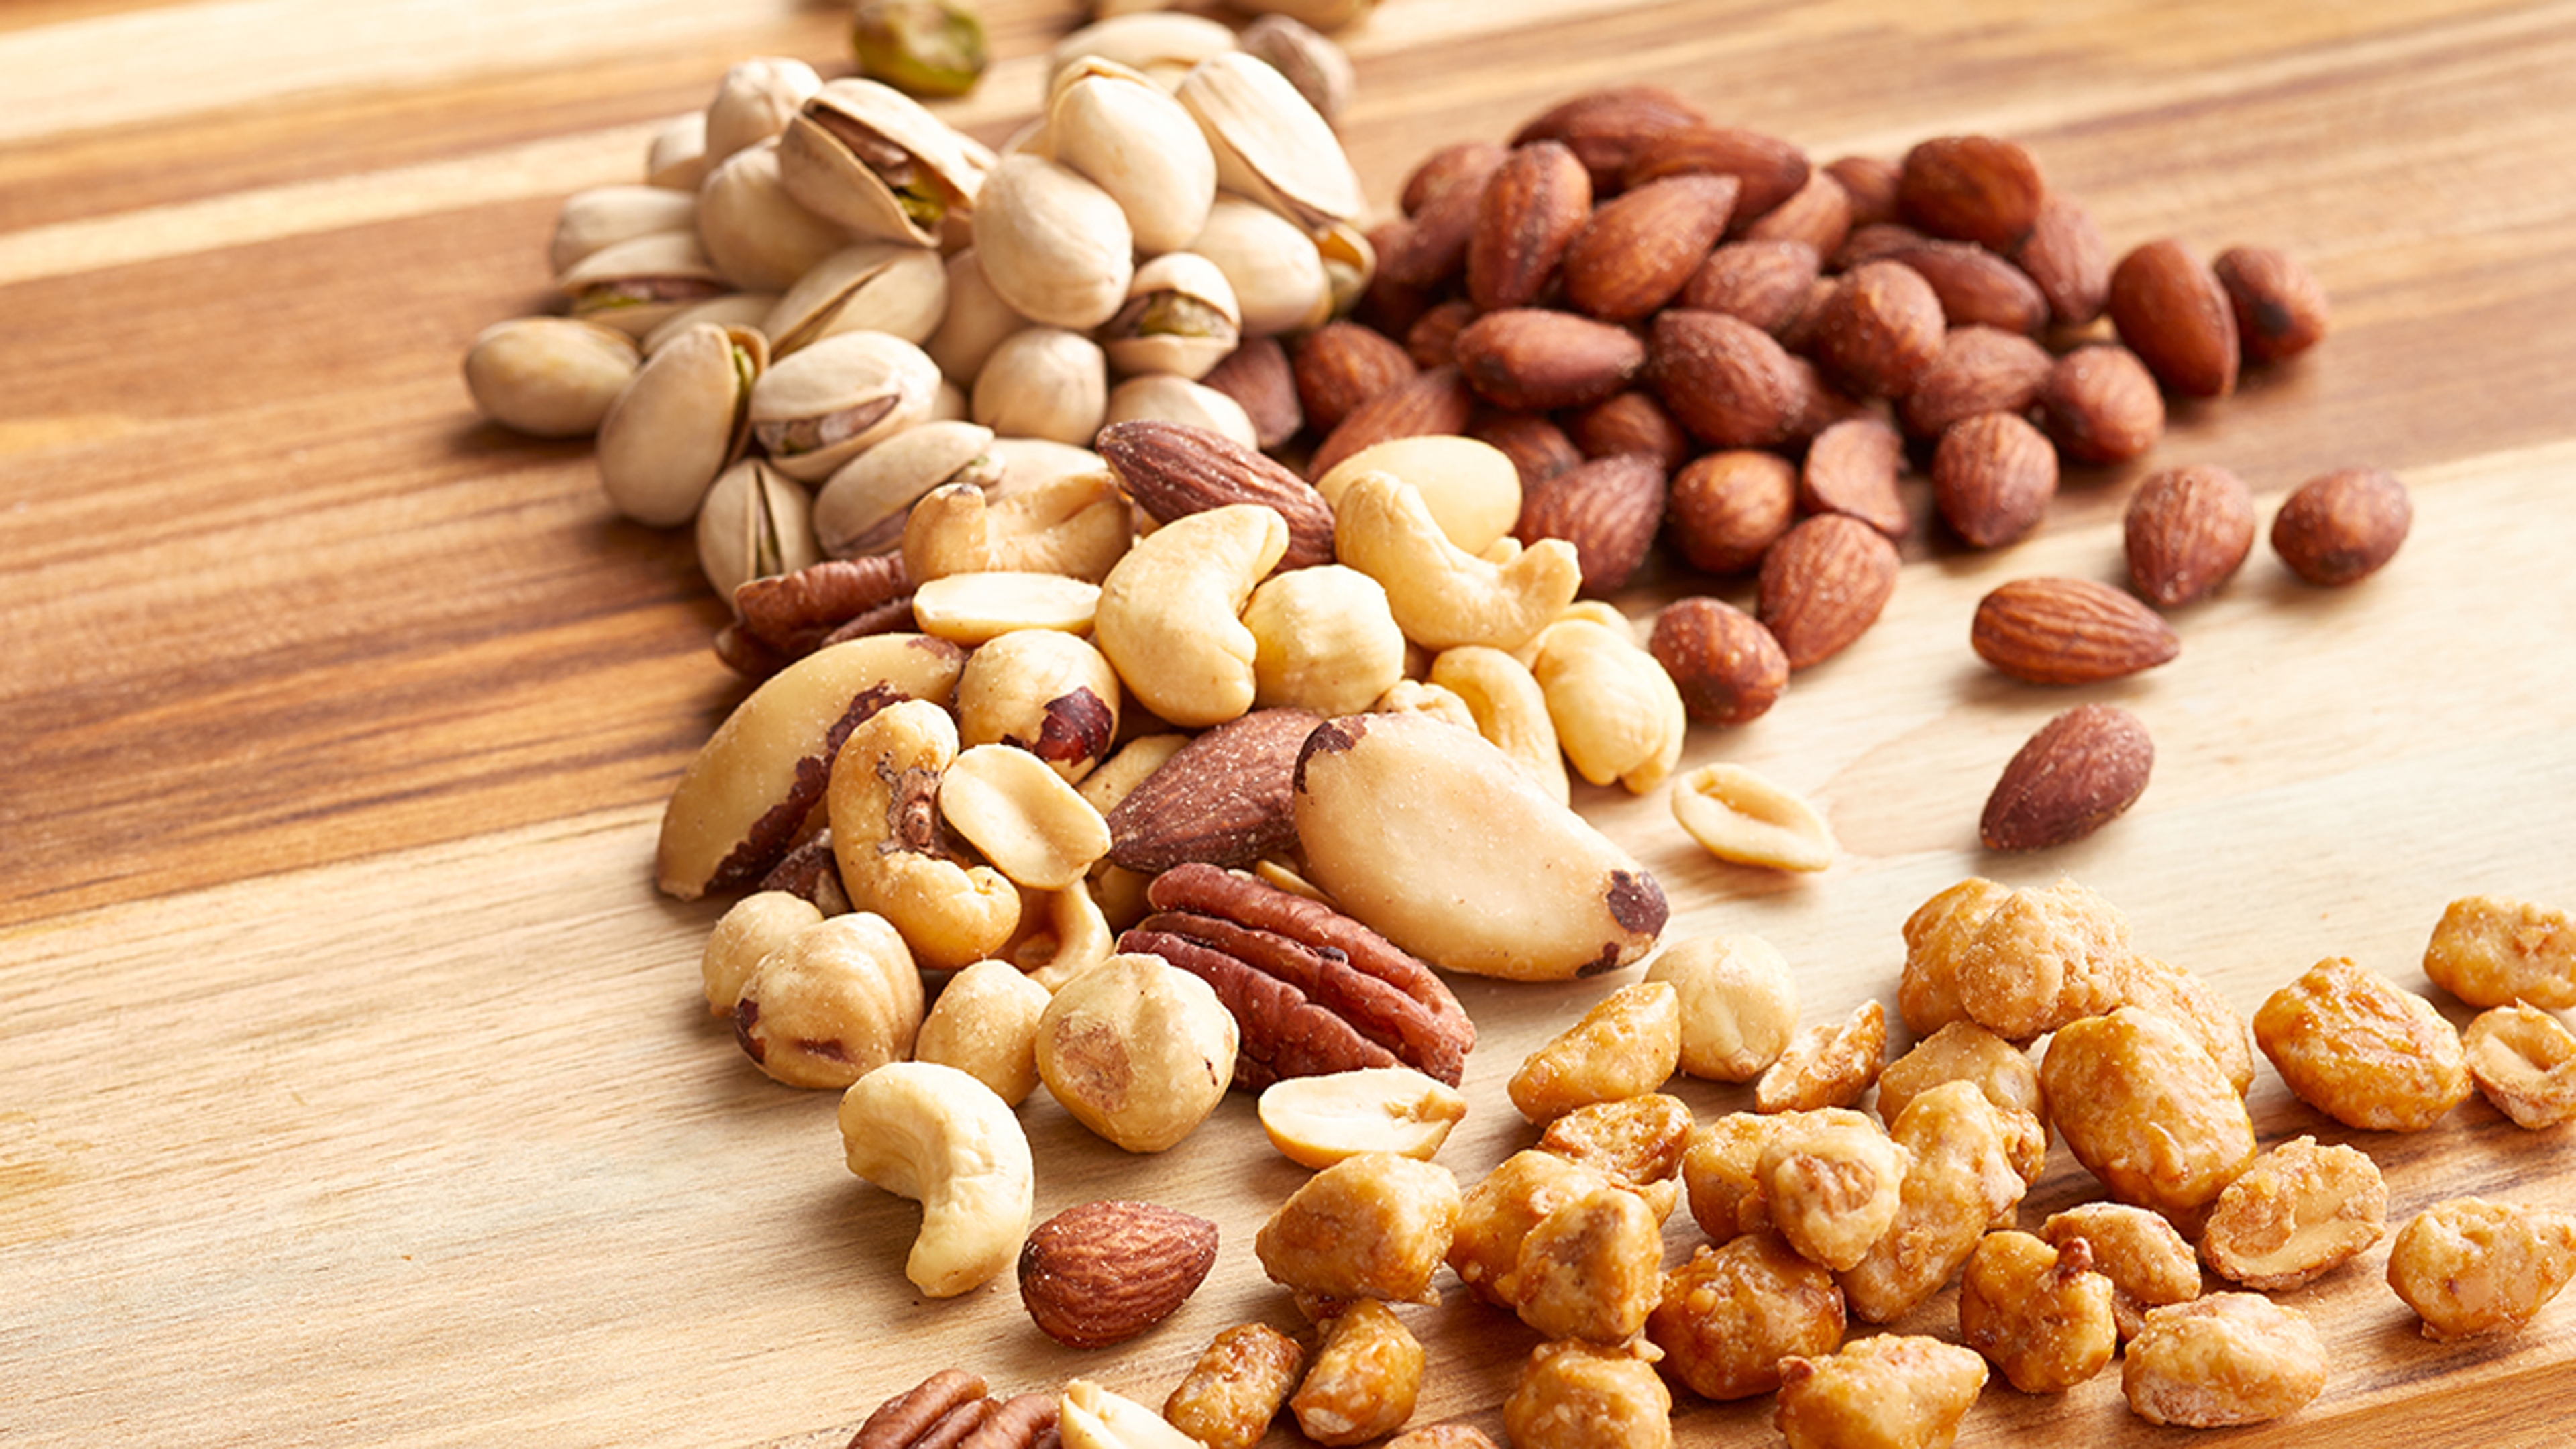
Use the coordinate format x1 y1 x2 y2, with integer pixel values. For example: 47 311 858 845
1774 1334 1986 1449
1164 1323 1306 1449
733 912 924 1090
1755 998 1886 1114
2041 1006 2256 1227
2422 893 2576 1009
914 957 1051 1106
1648 1232 1845 1401
2122 1293 2326 1427
2197 1134 2387 1291
837 1060 1034 1298
1671 762 1837 871
700 889 825 1016
1292 1300 1424 1445
2385 1197 2576 1340
1644 932 1800 1083
2039 1202 2202 1340
2271 465 2410 586
1978 703 2154 853
2252 955 2471 1132
2124 462 2255 607
1035 951 1238 1152
2463 1002 2576 1128
1839 1079 2030 1324
1970 576 2180 685
1019 1199 1220 1349
1958 1230 2117 1394
1756 1107 1913 1273
1508 981 1684 1123
1256 1067 1470 1169
1502 1340 1672 1449
1508 1183 1667 1343
1255 1151 1461 1304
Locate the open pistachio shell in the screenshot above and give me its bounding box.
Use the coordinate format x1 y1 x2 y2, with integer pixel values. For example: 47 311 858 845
970 154 1134 333
765 241 949 356
1175 51 1364 232
463 317 641 439
704 56 824 168
1046 58 1217 256
815 419 1002 557
777 78 992 246
1049 11 1238 91
550 185 700 275
1313 215 1376 321
697 457 822 596
749 329 943 482
557 231 731 340
698 140 855 294
597 323 767 526
1188 195 1330 337
1099 250 1240 380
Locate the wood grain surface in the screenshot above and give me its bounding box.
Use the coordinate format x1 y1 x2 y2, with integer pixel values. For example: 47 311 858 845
7 2 2576 1446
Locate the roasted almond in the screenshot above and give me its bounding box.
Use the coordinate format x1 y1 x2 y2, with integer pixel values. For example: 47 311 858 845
1621 122 1812 221
1307 364 1475 478
2011 191 2111 327
1980 703 2155 851
1898 135 2046 252
1648 309 1806 448
1104 707 1323 872
1884 238 2048 335
1800 415 1909 539
1200 335 1302 452
1666 447 1798 572
2108 237 2240 399
1825 154 1904 228
2271 466 2410 586
1560 172 1741 321
1809 259 1945 400
1383 144 1507 290
1971 576 2181 684
1514 452 1668 596
1933 411 2058 549
1758 513 1902 670
2037 343 2165 464
1466 140 1593 311
1679 238 1823 335
1018 1199 1220 1348
1737 168 1852 258
1470 411 1584 490
1510 85 1709 193
2124 463 2255 607
1898 324 2055 439
1400 139 1511 216
1650 596 1790 725
1293 320 1419 437
1403 298 1477 370
1453 307 1647 411
1566 389 1692 470
1095 419 1336 570
2213 244 2331 364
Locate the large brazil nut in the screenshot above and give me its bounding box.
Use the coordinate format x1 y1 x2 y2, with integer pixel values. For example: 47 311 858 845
1291 711 1666 979
655 633 967 898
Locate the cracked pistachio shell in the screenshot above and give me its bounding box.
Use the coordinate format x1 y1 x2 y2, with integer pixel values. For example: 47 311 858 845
696 457 821 596
462 317 640 439
646 110 712 191
766 241 949 356
748 329 943 482
972 327 1109 447
704 56 823 168
1049 11 1239 91
1100 250 1240 380
777 78 993 246
639 293 777 357
1045 58 1217 256
1236 13 1354 123
1175 51 1364 232
815 419 1001 557
1314 216 1375 321
555 230 731 339
697 139 855 294
1104 374 1258 451
597 323 767 527
549 184 700 274
925 248 1031 386
1188 195 1330 337
971 155 1136 333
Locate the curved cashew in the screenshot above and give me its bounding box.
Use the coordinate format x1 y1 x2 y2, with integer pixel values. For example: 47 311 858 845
1091 503 1288 729
1332 472 1580 653
836 1060 1035 1297
827 698 1022 969
901 468 1134 584
1429 645 1569 804
1314 434 1523 557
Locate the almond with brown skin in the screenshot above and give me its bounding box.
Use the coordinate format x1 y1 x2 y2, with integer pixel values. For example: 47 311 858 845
1933 411 2057 548
2108 238 2240 398
2012 191 2111 327
1403 299 1477 370
1648 309 1806 448
1383 145 1507 290
2038 343 2164 464
1884 239 2048 335
1470 411 1583 491
1515 452 1667 596
2213 244 2331 364
1809 260 1945 400
1666 448 1797 572
1737 169 1852 258
1899 135 2046 252
1018 1199 1220 1349
1466 140 1593 311
1566 390 1691 470
1293 321 1417 437
1200 336 1302 452
1560 172 1741 321
1801 415 1909 539
1307 365 1475 478
1833 221 1929 272
1510 85 1709 193
1980 704 2155 851
1971 577 2181 684
2271 466 2410 585
1679 239 1821 335
1400 139 1510 217
1095 420 1336 571
1826 154 1904 227
2125 464 2255 607
1104 707 1324 872
1898 325 2055 439
1621 123 1811 221
1758 513 1902 669
1453 307 1646 411
1651 595 1790 725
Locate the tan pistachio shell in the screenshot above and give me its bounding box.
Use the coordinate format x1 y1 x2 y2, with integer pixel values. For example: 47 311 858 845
555 231 731 339
765 241 949 356
697 139 855 294
987 437 1109 498
696 457 821 596
969 154 1135 333
747 329 943 482
925 248 1032 386
704 56 823 168
550 185 700 274
777 78 993 246
647 111 712 192
971 328 1109 446
1049 11 1240 91
1099 250 1240 380
596 322 767 526
1104 374 1258 450
639 294 778 357
1187 195 1330 337
1175 51 1364 232
462 317 641 439
814 419 1002 557
1045 58 1217 256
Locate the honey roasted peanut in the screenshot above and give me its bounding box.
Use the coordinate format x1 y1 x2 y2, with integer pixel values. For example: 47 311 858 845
1509 981 1682 1123
1648 1231 1845 1401
1256 1152 1461 1304
1291 1301 1423 1446
2253 956 2471 1132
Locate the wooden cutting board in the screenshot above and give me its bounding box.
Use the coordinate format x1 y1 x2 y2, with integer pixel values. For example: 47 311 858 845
7 3 2576 1446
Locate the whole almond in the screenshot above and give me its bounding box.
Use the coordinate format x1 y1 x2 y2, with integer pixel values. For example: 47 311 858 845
2212 244 2332 364
1679 239 1822 335
1758 513 1902 669
2011 191 2111 327
1514 452 1668 595
1470 411 1583 490
1899 135 2045 251
1801 415 1909 539
1200 335 1302 451
2271 466 2410 585
1560 172 1741 321
1620 123 1813 221
1466 140 1593 312
2038 343 2165 464
1980 703 2154 851
1971 576 2182 684
1737 168 1852 257
1809 259 1945 399
1933 411 2058 548
1403 298 1477 370
1833 221 1930 272
1884 239 2048 335
1825 154 1904 227
1453 307 1647 411
1104 707 1323 871
1096 419 1336 570
1399 139 1510 217
1018 1199 1220 1349
2108 237 2240 398
1566 389 1691 470
1383 145 1507 290
1510 85 1709 192
1648 309 1806 447
1666 448 1797 572
1293 320 1417 437
1898 324 2055 439
1308 365 1475 478
2124 463 2255 606
1650 596 1790 725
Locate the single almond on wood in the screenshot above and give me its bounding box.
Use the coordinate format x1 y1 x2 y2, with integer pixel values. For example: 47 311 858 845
2108 237 2240 398
2124 463 2256 607
1933 411 2058 548
1650 596 1789 724
1454 307 1646 411
2212 244 2332 364
1096 419 1336 571
1980 704 2155 851
2271 466 2410 585
1971 576 2181 684
1758 513 1902 669
1018 1199 1220 1348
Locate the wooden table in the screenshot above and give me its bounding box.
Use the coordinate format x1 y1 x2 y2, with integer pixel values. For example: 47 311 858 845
7 1 2576 1444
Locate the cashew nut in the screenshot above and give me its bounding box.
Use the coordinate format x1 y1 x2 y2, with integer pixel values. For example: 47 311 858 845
1332 472 1580 653
901 468 1134 584
836 1060 1035 1297
1428 645 1568 804
826 698 1022 970
1092 502 1288 729
1314 434 1521 557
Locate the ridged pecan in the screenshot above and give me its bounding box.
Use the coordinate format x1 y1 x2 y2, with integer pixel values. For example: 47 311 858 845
849 1371 1060 1449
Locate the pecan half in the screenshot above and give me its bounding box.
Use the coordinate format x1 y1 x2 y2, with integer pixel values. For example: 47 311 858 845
849 1373 1060 1449
736 555 916 657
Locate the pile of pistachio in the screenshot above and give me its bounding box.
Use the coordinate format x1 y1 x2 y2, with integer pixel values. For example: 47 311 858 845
460 4 1371 605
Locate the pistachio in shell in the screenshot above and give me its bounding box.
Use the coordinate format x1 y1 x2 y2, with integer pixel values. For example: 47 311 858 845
549 184 700 275
462 317 641 439
778 78 994 247
697 139 857 294
555 231 731 340
697 457 822 596
1175 51 1364 233
596 323 767 527
1187 195 1330 338
765 241 950 356
924 248 1032 386
1048 11 1239 91
969 154 1135 332
814 419 1002 557
747 329 943 482
971 328 1108 446
1045 58 1217 256
1104 374 1258 451
704 56 824 168
647 111 712 192
1100 251 1241 380
851 0 990 100
640 294 780 358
